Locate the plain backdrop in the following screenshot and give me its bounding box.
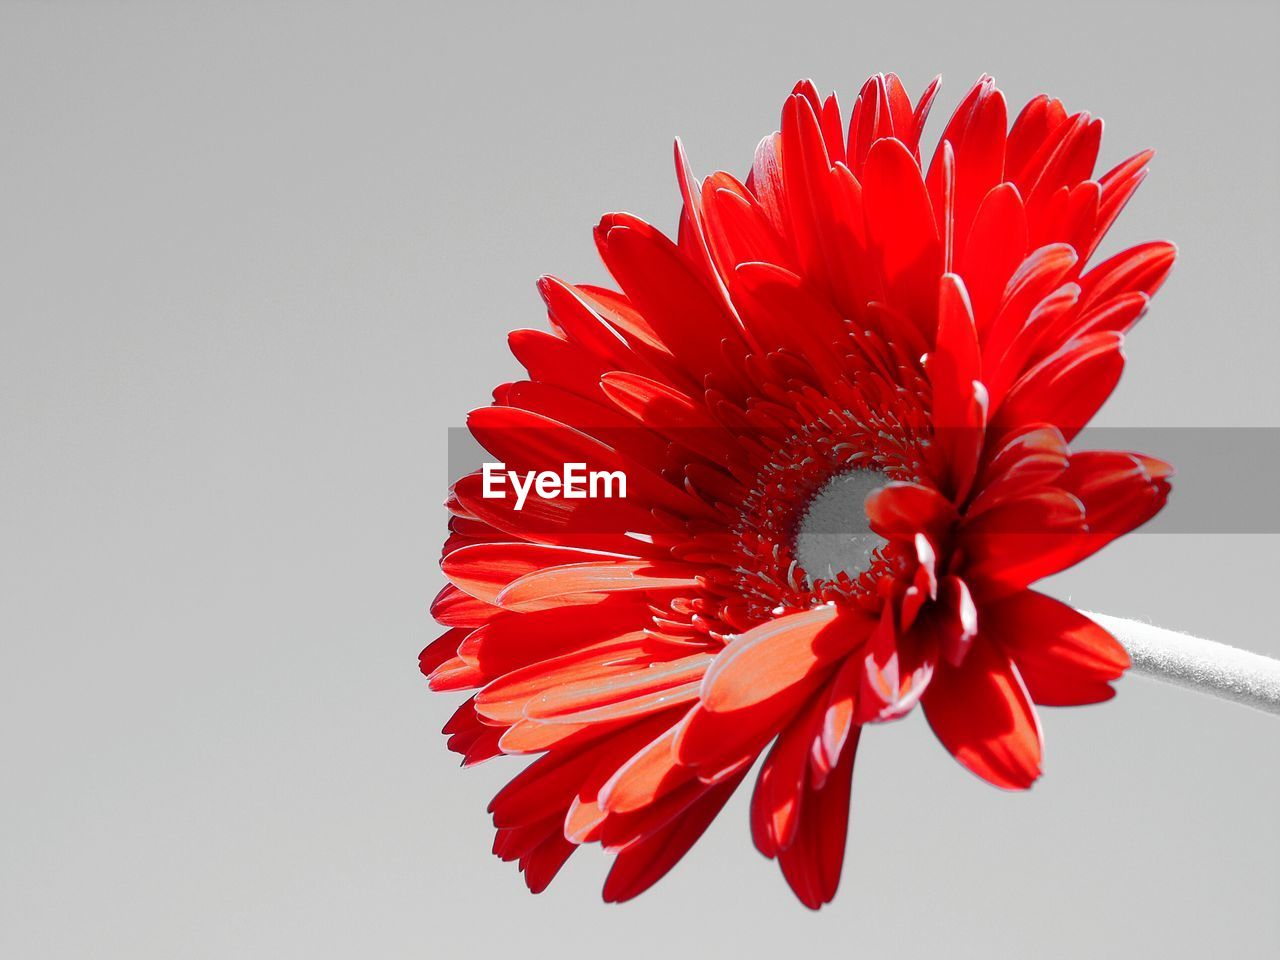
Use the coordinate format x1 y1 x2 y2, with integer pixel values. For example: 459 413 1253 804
2 1 1277 957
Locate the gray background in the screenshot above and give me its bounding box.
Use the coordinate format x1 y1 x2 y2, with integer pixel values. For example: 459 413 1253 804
2 1 1277 957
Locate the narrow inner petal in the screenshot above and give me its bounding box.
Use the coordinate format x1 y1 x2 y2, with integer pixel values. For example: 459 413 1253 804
793 468 888 588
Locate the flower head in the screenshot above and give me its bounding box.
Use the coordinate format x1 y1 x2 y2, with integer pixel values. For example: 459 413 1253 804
424 73 1174 907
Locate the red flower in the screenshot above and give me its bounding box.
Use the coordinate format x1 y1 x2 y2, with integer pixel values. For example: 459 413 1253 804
424 74 1174 908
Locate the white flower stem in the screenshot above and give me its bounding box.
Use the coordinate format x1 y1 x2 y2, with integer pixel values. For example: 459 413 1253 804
1082 612 1280 716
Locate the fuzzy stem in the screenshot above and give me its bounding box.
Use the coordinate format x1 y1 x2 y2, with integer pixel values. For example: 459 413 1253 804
1082 611 1280 716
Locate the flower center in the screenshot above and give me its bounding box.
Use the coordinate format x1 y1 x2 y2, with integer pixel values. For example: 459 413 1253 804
713 388 925 632
793 467 888 588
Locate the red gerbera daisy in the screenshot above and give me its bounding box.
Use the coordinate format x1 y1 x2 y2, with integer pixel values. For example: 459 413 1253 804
424 73 1174 908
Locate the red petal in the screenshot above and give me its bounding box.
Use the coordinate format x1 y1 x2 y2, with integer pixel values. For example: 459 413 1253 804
430 583 497 628
960 488 1087 592
496 560 701 610
985 591 1129 705
926 275 985 499
522 654 710 722
909 75 942 156
537 275 669 383
731 262 850 384
751 693 827 856
598 725 691 814
562 712 690 843
855 601 934 723
676 607 870 775
1078 241 1177 308
1006 95 1067 183
968 424 1070 516
932 274 981 388
521 832 577 894
594 213 742 377
673 138 739 319
473 634 651 724
599 371 747 472
862 137 942 332
922 639 1043 790
927 77 1007 260
601 768 747 903
443 542 633 605
507 327 610 401
699 606 859 713
455 597 651 686
981 242 1079 380
992 331 1125 441
936 576 979 667
776 726 860 910
487 747 605 829
420 627 468 677
865 481 957 542
958 183 1028 334
818 656 861 773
